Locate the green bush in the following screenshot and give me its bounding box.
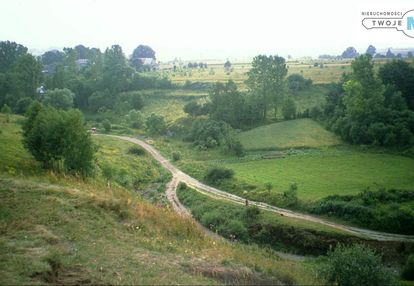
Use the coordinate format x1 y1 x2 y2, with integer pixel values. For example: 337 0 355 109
127 146 145 156
145 113 167 135
22 102 95 176
204 167 234 184
402 254 414 280
102 119 111 132
14 97 33 114
1 104 12 114
172 152 181 161
320 244 395 286
218 220 249 242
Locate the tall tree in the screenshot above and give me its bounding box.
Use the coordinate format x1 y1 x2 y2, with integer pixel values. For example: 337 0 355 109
378 60 414 110
103 45 133 93
246 55 287 120
341 47 359 59
365 45 376 56
130 45 156 70
11 54 43 99
0 41 28 73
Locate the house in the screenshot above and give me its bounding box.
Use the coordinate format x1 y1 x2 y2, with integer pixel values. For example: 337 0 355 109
76 59 89 69
138 58 158 70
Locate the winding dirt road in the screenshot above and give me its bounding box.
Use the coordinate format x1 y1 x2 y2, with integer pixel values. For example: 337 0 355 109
104 135 414 243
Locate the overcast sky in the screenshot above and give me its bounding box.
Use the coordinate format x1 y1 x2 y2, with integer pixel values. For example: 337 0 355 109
1 0 414 61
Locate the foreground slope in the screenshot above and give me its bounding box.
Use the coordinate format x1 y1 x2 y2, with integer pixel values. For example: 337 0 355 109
0 114 318 285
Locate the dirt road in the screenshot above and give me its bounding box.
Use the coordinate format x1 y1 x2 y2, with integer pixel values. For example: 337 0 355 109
105 135 414 242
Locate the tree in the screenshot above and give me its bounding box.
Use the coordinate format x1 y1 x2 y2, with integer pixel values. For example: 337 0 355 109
246 55 287 120
22 103 95 176
365 45 376 56
287 73 312 91
183 101 204 117
341 47 359 58
224 60 232 72
11 54 43 98
320 244 395 286
208 81 245 127
0 41 28 73
282 98 297 120
378 60 414 110
385 48 395 58
130 45 156 71
1 104 12 114
102 119 111 132
145 113 166 135
14 97 33 114
41 50 65 65
42 88 74 110
103 45 133 93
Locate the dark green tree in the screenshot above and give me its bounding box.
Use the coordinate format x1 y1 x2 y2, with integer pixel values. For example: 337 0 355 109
42 88 74 110
246 55 287 120
0 41 28 73
145 113 167 135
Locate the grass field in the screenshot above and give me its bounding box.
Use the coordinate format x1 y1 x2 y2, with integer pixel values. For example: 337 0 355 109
238 118 342 150
0 113 321 285
224 149 414 201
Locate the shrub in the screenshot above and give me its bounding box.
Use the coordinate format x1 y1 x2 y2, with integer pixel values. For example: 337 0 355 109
102 119 111 132
145 113 167 135
218 220 249 242
402 254 414 280
172 152 181 161
320 244 395 286
204 167 234 184
127 146 145 156
22 103 95 176
1 104 12 114
14 97 33 114
42 88 74 110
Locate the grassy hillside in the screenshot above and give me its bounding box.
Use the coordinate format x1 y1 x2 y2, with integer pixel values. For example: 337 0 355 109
0 114 319 285
225 149 414 201
238 119 342 150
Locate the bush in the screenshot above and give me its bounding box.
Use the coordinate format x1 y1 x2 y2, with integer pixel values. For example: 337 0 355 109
172 152 181 161
125 109 144 129
22 103 95 176
42 88 74 110
204 167 234 184
402 254 414 280
320 244 395 286
14 97 33 114
1 104 12 114
218 220 249 242
127 146 145 156
145 113 167 135
287 74 312 91
102 119 111 132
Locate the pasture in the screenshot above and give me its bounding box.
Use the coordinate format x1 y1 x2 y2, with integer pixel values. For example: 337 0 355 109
238 118 341 150
224 149 414 201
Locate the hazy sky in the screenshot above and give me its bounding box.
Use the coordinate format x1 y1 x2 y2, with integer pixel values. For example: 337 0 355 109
1 0 414 61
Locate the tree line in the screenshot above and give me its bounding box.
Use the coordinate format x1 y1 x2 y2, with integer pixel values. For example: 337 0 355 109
0 41 170 114
323 55 414 147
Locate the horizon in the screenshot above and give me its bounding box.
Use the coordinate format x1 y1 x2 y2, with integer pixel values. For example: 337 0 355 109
1 0 414 61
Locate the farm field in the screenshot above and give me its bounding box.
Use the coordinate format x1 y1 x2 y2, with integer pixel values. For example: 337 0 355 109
159 59 392 89
238 118 341 150
224 150 414 201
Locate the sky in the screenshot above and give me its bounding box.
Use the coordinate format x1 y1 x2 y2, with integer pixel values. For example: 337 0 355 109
1 0 414 61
